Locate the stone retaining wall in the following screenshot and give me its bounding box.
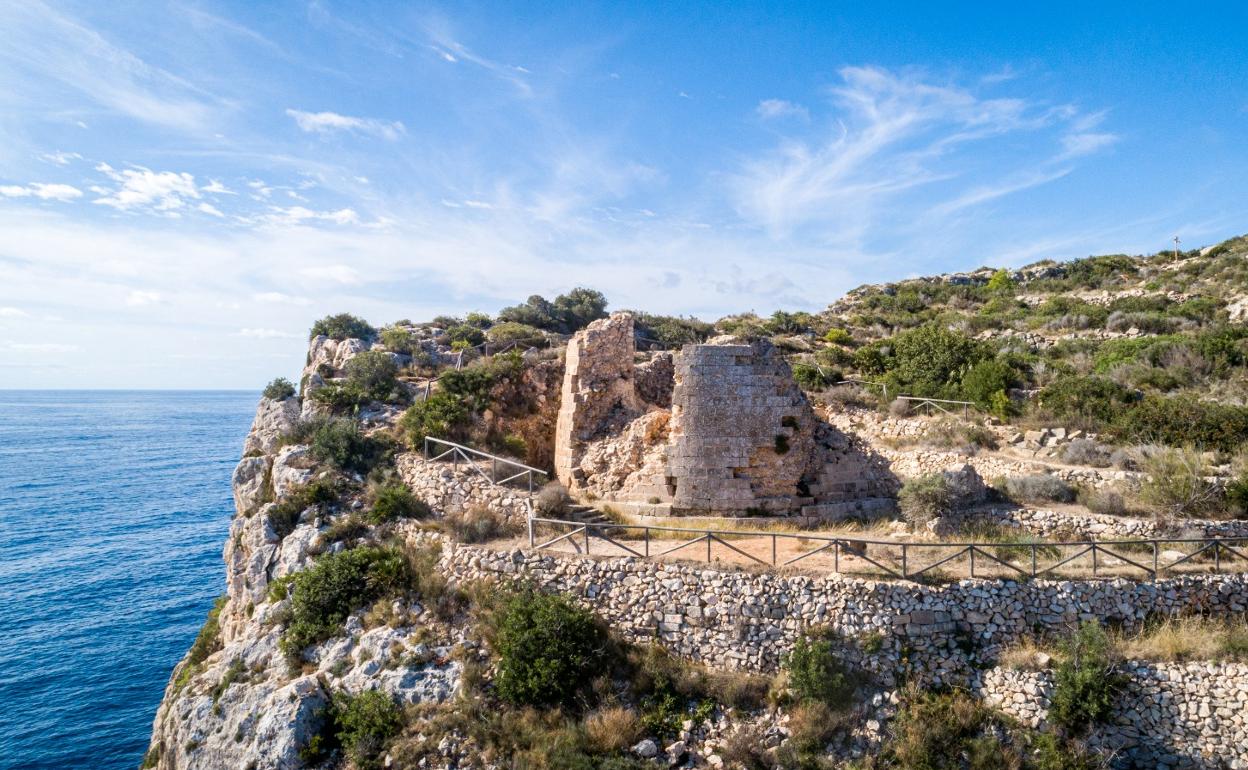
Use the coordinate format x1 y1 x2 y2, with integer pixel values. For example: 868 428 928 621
436 541 1248 686
397 454 534 523
952 505 1248 540
980 663 1248 769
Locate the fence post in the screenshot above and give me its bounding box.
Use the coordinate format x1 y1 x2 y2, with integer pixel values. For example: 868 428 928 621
1031 544 1037 577
834 541 840 573
1215 541 1220 573
528 515 534 547
645 528 650 558
772 534 777 566
1091 544 1098 576
1152 541 1158 580
584 526 590 555
969 547 975 578
706 535 712 563
901 544 907 579
492 457 497 483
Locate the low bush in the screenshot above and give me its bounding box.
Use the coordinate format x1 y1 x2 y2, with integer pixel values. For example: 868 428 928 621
1082 489 1126 516
1060 438 1111 467
307 690 405 770
783 635 856 709
308 418 391 474
174 595 226 689
492 588 609 708
268 478 339 539
1118 395 1248 454
1049 621 1126 733
443 506 516 543
1138 446 1223 518
1038 375 1137 428
534 482 571 517
1228 474 1248 518
367 483 431 524
280 547 410 661
379 326 421 355
633 312 715 348
486 321 547 348
898 474 952 528
582 706 642 754
1003 474 1076 504
823 327 854 345
792 363 834 391
262 377 296 401
310 312 376 341
398 392 470 447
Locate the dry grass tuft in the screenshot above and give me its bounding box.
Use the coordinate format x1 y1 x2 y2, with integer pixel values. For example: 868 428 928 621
581 706 641 754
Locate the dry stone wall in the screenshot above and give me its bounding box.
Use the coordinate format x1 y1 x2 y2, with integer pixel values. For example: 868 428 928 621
980 663 1248 769
439 543 1248 682
397 453 534 523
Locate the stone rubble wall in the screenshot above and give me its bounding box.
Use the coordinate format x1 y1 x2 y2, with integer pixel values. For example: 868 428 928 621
948 505 1248 541
554 313 644 489
397 453 534 523
439 542 1248 683
980 663 1248 769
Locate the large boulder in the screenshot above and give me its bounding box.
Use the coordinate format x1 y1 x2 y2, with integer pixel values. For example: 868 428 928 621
242 397 301 457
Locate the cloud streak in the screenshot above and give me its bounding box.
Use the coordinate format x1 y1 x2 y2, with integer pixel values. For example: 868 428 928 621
285 109 406 140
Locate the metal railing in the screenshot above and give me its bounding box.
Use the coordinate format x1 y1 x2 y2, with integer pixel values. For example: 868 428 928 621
894 395 977 417
526 516 1248 582
423 437 547 493
415 341 542 401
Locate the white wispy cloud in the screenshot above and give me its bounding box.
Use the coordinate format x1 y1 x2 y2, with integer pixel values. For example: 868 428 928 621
1 342 81 353
261 206 360 226
299 264 361 284
285 108 406 140
0 183 83 201
0 2 221 131
197 202 225 217
0 307 30 318
757 99 808 120
94 164 200 212
202 179 234 194
38 151 83 166
732 66 1115 239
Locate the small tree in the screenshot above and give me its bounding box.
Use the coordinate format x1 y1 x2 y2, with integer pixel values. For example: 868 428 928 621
1048 621 1126 733
330 690 404 770
784 635 855 709
262 377 296 401
309 313 376 341
898 474 952 528
493 588 608 707
1139 446 1223 518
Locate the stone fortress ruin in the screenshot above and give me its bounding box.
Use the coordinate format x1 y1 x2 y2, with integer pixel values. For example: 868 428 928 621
553 312 896 518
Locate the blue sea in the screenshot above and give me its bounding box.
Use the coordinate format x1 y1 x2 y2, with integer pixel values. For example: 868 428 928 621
0 391 258 770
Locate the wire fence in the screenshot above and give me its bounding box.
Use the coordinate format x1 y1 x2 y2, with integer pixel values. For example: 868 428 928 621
423 437 548 493
526 516 1248 582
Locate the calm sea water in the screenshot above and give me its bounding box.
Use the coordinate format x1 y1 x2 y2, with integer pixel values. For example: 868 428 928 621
0 391 258 770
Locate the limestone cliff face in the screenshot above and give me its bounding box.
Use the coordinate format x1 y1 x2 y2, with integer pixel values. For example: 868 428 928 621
144 338 463 770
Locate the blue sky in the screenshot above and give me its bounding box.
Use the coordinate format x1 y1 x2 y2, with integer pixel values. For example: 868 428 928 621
1 1 1246 388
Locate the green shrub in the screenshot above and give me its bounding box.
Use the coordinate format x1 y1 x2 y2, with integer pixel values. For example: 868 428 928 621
1138 446 1223 518
486 321 546 348
367 484 431 524
345 351 400 398
881 325 986 398
985 268 1015 293
262 377 296 401
332 690 405 770
497 288 608 333
898 474 952 527
823 327 853 345
446 324 486 347
1048 621 1126 733
174 595 227 689
1228 474 1248 518
1003 474 1076 504
493 588 608 708
959 359 1015 410
310 313 376 341
792 363 834 391
399 392 470 447
633 312 714 348
1117 395 1248 453
308 418 390 473
280 547 410 660
1038 376 1137 427
268 478 339 538
784 635 855 709
379 326 421 355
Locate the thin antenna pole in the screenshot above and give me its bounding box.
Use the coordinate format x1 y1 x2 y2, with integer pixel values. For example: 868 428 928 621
1173 235 1181 260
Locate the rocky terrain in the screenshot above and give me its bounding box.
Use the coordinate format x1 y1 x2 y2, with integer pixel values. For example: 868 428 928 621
146 243 1248 769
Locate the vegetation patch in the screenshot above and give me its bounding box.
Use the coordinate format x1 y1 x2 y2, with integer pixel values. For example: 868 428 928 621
310 312 377 341
174 595 227 691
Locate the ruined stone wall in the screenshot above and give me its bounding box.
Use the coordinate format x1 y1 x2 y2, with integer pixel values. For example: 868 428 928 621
553 313 643 490
397 454 534 523
666 340 821 514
